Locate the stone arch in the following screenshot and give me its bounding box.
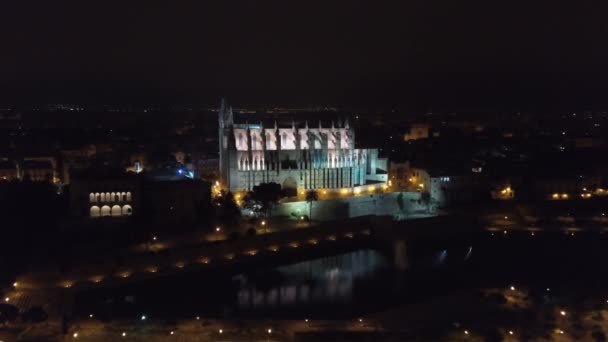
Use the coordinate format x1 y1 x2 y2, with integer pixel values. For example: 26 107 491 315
126 192 132 201
100 205 111 217
121 192 127 201
111 205 122 216
111 192 117 202
90 206 101 217
105 192 111 202
122 204 133 216
100 193 106 202
89 193 96 202
95 192 101 201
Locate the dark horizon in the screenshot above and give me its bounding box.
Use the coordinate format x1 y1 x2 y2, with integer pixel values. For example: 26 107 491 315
2 1 608 110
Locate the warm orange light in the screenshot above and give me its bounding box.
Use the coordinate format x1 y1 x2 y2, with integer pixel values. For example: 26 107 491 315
552 193 559 199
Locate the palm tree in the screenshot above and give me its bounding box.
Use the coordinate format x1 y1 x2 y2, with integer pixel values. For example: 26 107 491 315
305 190 319 220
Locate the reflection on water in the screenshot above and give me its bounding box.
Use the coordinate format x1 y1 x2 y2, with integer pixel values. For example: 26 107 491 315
235 250 387 310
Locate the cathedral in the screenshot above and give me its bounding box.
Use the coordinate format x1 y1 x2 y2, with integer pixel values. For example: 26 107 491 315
218 101 387 194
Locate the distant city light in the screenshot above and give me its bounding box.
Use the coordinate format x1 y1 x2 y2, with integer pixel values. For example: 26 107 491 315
177 169 183 174
170 331 174 335
261 220 266 226
4 297 8 302
216 227 221 232
560 310 566 316
510 286 515 291
73 332 78 338
141 315 147 320
464 330 469 335
196 316 200 320
267 329 272 334
509 330 514 335
219 329 223 334
122 332 126 337
89 314 94 318
12 282 17 287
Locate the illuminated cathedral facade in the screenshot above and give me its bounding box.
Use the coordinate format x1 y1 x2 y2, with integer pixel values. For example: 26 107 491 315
218 101 386 193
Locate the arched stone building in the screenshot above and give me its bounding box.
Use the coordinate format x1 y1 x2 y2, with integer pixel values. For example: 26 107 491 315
218 100 386 193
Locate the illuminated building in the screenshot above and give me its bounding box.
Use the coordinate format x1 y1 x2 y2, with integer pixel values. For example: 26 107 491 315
218 100 387 193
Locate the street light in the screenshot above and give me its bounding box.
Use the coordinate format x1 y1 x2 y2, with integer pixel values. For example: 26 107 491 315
122 332 126 337
261 220 266 226
510 286 516 291
12 282 17 287
560 310 566 316
73 332 78 338
216 227 221 232
141 315 147 321
4 297 8 302
219 329 223 334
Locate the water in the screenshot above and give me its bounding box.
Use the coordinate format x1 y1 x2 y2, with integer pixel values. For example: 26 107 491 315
75 230 608 320
234 250 389 316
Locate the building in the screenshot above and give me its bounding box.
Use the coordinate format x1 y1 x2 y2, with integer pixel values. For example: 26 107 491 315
69 169 140 218
0 160 18 181
69 167 210 224
389 161 410 189
218 100 387 194
404 123 430 141
21 159 55 182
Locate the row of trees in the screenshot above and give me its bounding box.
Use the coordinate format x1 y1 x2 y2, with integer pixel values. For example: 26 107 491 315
0 304 47 325
214 182 320 222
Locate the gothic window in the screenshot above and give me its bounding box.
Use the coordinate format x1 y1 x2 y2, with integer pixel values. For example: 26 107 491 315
238 133 244 148
252 136 257 150
281 133 287 146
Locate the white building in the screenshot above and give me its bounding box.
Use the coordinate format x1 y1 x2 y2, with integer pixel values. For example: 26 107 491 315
218 101 387 193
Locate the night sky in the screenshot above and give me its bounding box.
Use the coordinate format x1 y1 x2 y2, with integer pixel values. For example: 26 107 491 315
1 1 608 108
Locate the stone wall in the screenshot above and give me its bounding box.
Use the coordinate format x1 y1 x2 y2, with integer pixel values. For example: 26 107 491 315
271 191 429 221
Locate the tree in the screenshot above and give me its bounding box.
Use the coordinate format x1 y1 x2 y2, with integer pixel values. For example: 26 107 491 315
213 190 240 224
420 191 431 213
22 306 48 323
250 183 282 217
305 190 319 220
396 192 405 212
0 304 18 325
